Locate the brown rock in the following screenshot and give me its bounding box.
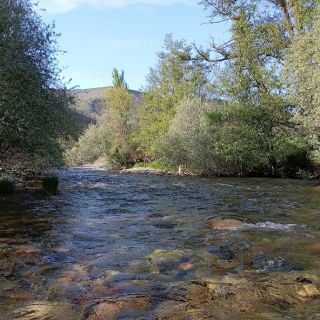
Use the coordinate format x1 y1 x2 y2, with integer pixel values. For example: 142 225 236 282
87 297 151 320
92 285 116 297
178 262 194 271
12 302 76 319
306 243 320 254
207 219 242 230
92 301 122 320
297 284 320 299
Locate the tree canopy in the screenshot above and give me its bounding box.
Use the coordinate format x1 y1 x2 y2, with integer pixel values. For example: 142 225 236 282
0 0 75 173
67 1 320 178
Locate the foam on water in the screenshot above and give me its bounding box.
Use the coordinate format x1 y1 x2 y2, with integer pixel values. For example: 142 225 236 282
244 221 297 231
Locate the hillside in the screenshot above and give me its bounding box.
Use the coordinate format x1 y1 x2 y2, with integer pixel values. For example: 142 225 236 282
72 86 141 120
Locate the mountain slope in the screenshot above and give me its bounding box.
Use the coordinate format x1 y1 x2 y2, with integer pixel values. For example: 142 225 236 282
72 86 141 120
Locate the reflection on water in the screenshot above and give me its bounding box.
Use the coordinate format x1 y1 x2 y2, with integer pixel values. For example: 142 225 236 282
0 168 320 319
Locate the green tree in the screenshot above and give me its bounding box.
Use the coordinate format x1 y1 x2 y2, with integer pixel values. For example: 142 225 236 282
197 0 319 101
66 123 110 166
159 97 215 174
284 16 320 159
190 0 315 176
66 70 139 168
103 85 139 167
208 98 309 176
112 68 127 88
137 34 213 158
0 0 74 172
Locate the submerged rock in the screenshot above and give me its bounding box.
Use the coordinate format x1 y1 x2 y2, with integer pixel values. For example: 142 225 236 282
178 262 194 271
146 249 184 274
47 283 84 302
84 296 151 320
207 246 235 260
296 284 320 299
252 253 299 272
207 219 242 230
10 302 77 319
153 272 320 319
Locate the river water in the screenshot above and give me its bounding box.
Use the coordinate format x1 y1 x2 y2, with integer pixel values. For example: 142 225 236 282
0 168 320 319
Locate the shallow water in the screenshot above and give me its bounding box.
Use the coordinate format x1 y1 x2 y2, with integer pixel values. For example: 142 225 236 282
0 168 320 319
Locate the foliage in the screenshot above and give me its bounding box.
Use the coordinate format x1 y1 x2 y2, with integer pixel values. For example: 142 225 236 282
189 0 317 176
112 68 127 88
284 16 320 158
0 0 75 173
103 85 139 167
42 176 59 194
66 123 110 166
66 2 319 178
159 96 310 176
66 71 139 168
207 100 311 176
136 34 213 158
0 176 15 193
199 1 318 40
159 97 215 174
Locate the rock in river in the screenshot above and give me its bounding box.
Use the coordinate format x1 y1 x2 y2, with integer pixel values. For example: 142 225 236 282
208 219 243 230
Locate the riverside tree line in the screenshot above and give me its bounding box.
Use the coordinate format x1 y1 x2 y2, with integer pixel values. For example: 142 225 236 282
2 0 320 178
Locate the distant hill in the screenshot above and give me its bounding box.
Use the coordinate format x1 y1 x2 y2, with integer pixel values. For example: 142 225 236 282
72 86 142 120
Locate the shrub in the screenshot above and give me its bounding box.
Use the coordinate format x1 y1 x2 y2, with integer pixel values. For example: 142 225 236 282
42 176 59 194
0 176 15 193
159 97 215 174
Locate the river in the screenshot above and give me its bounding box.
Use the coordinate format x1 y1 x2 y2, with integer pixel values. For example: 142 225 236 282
0 168 320 319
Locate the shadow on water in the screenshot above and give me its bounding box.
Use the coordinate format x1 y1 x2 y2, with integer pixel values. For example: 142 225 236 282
0 168 320 319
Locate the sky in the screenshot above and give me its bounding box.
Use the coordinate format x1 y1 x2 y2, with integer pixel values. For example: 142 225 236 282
38 0 229 90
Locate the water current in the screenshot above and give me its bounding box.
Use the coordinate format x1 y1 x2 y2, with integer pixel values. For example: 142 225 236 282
0 168 319 319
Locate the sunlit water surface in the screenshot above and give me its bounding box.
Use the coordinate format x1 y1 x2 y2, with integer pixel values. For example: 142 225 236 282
0 169 320 319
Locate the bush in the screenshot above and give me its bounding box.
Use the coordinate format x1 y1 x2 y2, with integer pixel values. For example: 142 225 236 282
42 176 59 194
0 176 15 193
159 97 215 174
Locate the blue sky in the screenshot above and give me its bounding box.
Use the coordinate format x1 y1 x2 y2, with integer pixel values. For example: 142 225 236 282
38 0 229 90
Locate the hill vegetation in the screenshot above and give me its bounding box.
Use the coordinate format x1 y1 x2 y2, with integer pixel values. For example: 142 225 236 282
67 1 320 178
72 87 141 120
1 0 320 179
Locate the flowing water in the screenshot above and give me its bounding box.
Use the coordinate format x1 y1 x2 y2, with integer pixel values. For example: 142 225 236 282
0 168 320 319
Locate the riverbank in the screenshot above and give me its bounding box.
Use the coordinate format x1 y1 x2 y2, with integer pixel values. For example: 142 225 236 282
120 167 195 177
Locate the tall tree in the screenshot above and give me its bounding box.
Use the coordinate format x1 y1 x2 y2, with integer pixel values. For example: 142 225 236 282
67 70 139 168
0 0 74 172
136 34 213 158
103 82 138 166
112 68 127 88
285 15 320 157
195 0 316 175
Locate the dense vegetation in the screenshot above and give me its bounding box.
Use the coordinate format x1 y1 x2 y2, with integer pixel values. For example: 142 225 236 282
0 0 76 174
68 1 320 177
2 0 320 178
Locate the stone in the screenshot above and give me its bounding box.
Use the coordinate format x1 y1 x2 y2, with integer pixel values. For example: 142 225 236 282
47 284 84 301
146 249 184 274
207 219 242 230
86 297 151 320
11 302 76 319
297 284 320 299
178 262 194 271
91 302 122 320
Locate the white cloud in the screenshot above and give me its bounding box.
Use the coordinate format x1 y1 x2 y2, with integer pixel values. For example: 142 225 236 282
39 0 196 14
